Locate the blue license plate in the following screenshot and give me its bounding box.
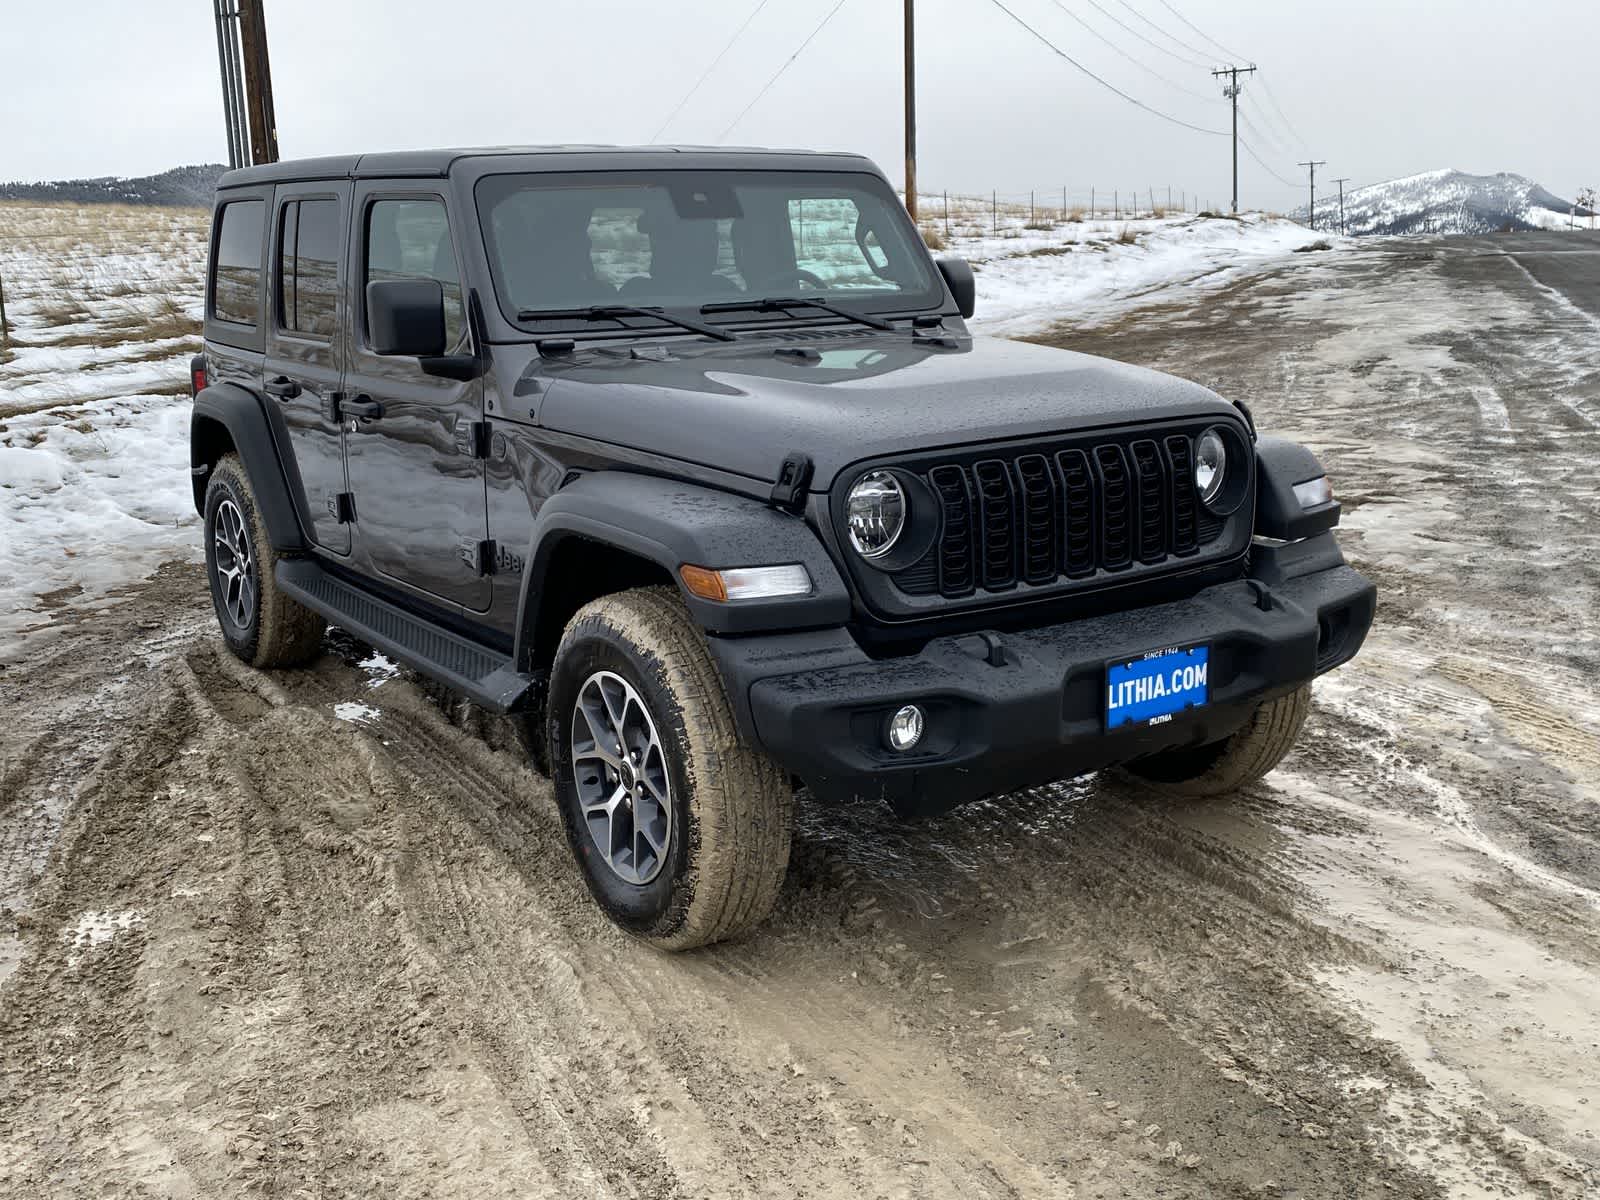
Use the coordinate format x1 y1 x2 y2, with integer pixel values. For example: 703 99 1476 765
1106 644 1209 729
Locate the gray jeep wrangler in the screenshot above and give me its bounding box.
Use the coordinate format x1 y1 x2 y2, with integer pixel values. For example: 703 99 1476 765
189 146 1374 947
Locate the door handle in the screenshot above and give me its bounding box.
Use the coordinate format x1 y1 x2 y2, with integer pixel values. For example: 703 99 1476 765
341 396 385 420
264 376 302 400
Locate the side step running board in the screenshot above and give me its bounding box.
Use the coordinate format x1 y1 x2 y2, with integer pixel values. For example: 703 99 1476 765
276 558 534 714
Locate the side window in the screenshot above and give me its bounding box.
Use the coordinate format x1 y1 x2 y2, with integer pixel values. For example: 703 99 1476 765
212 199 265 326
277 198 341 339
366 199 465 350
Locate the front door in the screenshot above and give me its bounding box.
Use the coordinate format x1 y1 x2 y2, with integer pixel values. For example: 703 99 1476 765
342 186 490 611
264 181 352 554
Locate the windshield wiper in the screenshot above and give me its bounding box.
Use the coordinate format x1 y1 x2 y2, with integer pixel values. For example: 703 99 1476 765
515 304 737 342
699 296 895 332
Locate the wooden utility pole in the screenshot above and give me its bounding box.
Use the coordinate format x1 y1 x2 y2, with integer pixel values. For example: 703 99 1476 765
903 0 917 221
1212 65 1256 213
238 0 280 165
1332 177 1351 236
1298 160 1327 230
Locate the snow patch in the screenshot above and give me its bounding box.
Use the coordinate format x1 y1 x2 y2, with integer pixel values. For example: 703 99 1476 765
334 702 380 724
65 909 145 966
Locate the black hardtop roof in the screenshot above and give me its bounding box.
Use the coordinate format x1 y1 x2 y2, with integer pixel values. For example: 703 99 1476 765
216 145 877 190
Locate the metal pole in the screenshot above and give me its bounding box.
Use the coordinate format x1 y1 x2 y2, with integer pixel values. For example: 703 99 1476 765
992 191 997 234
1030 190 1034 224
0 271 9 343
903 0 917 221
943 190 949 238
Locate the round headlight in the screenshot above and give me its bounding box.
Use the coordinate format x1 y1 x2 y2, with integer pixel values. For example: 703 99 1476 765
846 470 906 559
1195 428 1227 506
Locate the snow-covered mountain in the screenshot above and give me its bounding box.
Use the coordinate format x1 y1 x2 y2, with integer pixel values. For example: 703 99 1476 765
1294 169 1595 237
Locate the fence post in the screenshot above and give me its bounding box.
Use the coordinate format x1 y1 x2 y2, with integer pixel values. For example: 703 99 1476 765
0 270 8 343
1062 185 1066 219
944 190 950 238
1114 190 1119 219
1030 190 1035 225
1091 187 1096 217
992 190 997 234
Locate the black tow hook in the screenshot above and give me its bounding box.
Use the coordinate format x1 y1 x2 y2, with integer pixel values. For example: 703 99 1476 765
976 631 1008 667
1245 579 1275 611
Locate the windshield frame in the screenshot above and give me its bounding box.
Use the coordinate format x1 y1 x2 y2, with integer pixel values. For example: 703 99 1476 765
472 167 946 338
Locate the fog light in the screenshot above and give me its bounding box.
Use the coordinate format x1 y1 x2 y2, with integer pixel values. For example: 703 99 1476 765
887 704 925 752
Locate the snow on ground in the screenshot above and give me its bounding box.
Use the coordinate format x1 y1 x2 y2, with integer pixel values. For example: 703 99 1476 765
937 203 1335 337
0 201 207 654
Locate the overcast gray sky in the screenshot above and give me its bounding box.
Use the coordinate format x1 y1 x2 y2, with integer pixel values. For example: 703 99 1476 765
3 0 1595 211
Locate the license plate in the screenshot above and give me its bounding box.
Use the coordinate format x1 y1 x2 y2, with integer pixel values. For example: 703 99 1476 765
1105 644 1209 730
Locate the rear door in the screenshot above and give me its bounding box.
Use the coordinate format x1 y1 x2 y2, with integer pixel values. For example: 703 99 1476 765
341 185 490 611
265 181 353 554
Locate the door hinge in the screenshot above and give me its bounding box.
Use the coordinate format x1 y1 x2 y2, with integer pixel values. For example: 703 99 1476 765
328 492 356 523
455 420 491 459
459 536 496 576
769 451 813 512
324 390 346 423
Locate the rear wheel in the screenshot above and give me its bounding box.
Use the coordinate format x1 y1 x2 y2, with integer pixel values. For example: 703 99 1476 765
1121 684 1312 797
203 454 325 669
548 587 792 950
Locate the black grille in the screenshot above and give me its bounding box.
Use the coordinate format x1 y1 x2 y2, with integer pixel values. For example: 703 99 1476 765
896 430 1233 600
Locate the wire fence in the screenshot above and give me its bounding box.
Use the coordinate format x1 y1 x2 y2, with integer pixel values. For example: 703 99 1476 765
909 186 1236 238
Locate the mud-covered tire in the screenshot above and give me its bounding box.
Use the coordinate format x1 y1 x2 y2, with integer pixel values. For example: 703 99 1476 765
1121 684 1312 797
548 586 792 950
203 454 325 669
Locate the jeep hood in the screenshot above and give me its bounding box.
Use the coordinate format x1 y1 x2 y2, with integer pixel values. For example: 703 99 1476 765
529 333 1239 488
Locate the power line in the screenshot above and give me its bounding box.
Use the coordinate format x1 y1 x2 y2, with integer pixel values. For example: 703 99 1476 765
1152 0 1246 62
1041 0 1217 101
717 0 849 142
652 0 772 142
1255 73 1310 151
1079 0 1208 70
1113 0 1215 67
1239 105 1293 161
986 0 1227 135
1239 137 1297 189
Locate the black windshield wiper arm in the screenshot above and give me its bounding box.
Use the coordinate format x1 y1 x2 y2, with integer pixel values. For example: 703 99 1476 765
514 304 737 342
699 296 895 332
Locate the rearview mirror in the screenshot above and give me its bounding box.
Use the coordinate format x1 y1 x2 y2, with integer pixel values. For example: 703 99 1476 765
935 255 976 320
367 278 446 357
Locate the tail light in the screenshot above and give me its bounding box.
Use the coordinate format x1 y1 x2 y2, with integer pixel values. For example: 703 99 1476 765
190 354 208 398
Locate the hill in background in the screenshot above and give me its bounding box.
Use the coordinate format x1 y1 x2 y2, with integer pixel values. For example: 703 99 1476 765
0 164 225 208
1298 168 1597 236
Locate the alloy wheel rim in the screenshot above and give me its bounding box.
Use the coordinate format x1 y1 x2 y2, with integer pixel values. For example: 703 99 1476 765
213 498 256 630
570 670 672 886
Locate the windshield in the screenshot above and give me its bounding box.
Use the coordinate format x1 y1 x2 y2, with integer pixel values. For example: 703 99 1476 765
474 170 943 328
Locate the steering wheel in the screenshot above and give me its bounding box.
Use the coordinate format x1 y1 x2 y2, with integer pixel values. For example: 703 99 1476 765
753 268 828 293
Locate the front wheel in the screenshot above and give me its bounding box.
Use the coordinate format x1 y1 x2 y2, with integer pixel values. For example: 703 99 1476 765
548 587 793 950
1120 684 1312 797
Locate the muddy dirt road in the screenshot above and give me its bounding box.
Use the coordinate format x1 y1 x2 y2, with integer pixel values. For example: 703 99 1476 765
3 235 1598 1198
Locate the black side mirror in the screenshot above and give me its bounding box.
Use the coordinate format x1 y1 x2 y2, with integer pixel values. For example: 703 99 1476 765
935 255 976 319
367 278 446 357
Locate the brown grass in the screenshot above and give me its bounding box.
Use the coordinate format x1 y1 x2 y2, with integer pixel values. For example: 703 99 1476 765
1115 225 1138 245
921 225 947 251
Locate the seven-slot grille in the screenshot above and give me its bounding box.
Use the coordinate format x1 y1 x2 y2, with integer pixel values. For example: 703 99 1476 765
895 432 1231 599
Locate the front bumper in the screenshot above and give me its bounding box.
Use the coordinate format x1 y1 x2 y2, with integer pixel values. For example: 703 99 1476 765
708 536 1374 816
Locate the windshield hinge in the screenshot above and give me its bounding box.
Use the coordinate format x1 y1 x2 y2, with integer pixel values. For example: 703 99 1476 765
459 537 496 576
769 451 814 512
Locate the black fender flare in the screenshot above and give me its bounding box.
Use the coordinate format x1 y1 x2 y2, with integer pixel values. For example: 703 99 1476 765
512 471 852 669
190 383 307 553
1255 435 1341 542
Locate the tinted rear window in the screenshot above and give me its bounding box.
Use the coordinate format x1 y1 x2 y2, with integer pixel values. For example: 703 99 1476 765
213 200 264 326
